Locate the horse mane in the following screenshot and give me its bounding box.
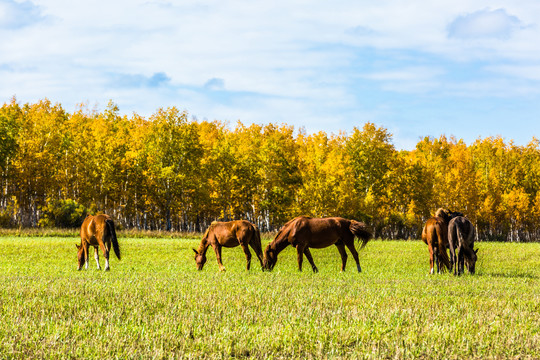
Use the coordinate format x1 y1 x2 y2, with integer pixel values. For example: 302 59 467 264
268 217 303 250
196 225 215 254
435 208 450 220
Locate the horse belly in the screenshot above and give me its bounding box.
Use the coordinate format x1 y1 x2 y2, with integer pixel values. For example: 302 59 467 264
307 231 340 248
220 236 241 248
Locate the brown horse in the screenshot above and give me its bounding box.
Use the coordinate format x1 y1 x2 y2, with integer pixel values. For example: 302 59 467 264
192 220 264 271
422 208 462 274
263 216 372 272
76 214 121 271
448 216 478 275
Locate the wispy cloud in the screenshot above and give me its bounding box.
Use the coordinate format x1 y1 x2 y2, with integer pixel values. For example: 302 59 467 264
204 78 225 91
111 72 171 88
0 0 48 29
2 1 540 150
447 8 524 39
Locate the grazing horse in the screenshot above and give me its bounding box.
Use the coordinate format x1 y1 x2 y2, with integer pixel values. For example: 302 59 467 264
448 216 478 275
263 216 372 273
76 214 121 271
422 208 462 274
192 220 264 271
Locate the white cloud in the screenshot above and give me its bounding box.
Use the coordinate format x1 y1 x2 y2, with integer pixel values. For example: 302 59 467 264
0 0 48 29
447 8 523 39
2 0 540 149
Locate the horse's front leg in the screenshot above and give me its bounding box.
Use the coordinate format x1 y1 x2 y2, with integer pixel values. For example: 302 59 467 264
98 241 110 271
84 245 90 269
240 243 252 271
303 248 318 273
295 245 305 271
94 247 101 270
213 244 226 272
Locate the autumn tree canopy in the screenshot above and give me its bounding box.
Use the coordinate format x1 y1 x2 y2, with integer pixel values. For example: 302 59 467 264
0 98 538 241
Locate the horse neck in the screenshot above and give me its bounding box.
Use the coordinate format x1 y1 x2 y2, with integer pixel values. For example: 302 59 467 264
269 233 290 255
197 233 211 255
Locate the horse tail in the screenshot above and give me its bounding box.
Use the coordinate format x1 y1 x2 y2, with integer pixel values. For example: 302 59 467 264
251 224 264 265
106 219 121 260
435 223 451 272
349 220 372 250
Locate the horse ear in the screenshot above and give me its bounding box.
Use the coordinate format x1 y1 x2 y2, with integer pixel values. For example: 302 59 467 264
75 244 81 250
192 248 198 254
474 248 479 254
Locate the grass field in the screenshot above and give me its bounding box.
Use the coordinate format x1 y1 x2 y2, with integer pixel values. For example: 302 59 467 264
1 236 539 359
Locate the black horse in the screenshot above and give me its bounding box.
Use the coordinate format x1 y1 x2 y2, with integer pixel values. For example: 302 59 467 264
448 216 478 275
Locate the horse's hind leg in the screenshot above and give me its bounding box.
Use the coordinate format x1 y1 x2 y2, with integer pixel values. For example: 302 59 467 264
433 245 441 274
240 243 252 271
249 238 265 269
335 242 348 271
428 244 435 274
98 240 110 271
344 240 362 272
457 249 464 275
303 248 318 273
94 247 101 270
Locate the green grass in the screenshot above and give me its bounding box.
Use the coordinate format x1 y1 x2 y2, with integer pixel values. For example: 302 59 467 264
1 237 539 359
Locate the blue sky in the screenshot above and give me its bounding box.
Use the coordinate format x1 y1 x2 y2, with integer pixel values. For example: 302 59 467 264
1 0 540 149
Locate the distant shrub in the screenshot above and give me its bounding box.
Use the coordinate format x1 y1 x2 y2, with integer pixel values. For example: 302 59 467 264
39 199 88 228
0 209 15 228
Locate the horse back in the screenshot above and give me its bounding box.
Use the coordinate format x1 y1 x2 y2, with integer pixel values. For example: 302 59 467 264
422 217 448 246
292 217 348 248
211 220 255 247
80 214 111 246
449 216 475 248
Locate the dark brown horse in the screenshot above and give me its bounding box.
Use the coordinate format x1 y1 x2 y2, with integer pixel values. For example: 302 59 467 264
76 214 121 271
448 216 478 275
193 220 264 271
263 216 372 272
422 208 462 274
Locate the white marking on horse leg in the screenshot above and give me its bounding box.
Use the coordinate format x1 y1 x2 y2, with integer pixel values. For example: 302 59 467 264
104 258 110 271
94 249 101 270
85 260 88 269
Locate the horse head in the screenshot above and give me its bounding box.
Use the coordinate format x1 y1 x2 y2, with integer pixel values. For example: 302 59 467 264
262 246 277 271
465 248 478 274
75 244 85 270
192 248 207 270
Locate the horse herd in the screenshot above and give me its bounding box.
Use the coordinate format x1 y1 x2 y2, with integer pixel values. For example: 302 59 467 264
76 209 478 275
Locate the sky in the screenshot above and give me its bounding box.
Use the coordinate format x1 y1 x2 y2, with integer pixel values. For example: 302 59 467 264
1 0 540 150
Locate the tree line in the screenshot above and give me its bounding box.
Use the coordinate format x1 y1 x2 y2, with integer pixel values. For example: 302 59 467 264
1 98 539 241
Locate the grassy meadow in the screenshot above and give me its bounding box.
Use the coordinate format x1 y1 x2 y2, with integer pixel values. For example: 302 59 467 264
1 235 539 359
